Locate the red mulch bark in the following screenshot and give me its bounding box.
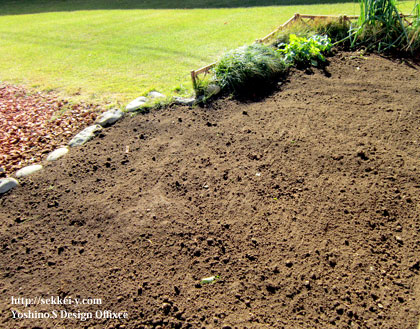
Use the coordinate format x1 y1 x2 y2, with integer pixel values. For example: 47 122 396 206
0 84 99 175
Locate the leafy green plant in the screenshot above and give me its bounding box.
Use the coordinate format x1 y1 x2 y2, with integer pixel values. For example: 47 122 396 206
212 44 287 95
278 34 332 67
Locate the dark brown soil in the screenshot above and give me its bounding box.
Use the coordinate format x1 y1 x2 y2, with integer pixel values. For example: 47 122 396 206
1 52 420 329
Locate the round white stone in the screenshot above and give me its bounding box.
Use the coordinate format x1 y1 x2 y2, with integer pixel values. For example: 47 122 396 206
15 165 43 178
126 97 148 112
148 91 165 99
206 84 221 96
0 178 19 194
96 109 124 127
174 97 195 106
47 147 69 161
68 125 103 147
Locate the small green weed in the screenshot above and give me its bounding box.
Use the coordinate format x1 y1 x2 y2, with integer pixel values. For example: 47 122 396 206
172 84 190 96
200 275 220 284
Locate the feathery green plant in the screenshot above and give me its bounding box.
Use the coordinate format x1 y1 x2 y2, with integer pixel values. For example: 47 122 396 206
212 44 287 95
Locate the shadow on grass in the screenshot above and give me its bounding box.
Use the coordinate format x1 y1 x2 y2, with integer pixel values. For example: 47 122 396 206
0 29 210 62
1 0 358 16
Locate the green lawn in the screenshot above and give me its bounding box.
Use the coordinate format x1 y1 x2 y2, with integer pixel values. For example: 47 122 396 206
0 0 415 105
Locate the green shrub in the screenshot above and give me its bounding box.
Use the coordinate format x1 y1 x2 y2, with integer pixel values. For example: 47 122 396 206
212 43 287 95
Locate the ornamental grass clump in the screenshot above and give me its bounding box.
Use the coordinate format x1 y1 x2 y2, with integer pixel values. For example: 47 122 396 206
212 44 287 95
350 0 420 53
407 1 420 52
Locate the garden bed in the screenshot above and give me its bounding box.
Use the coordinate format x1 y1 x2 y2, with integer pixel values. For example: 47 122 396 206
1 52 419 328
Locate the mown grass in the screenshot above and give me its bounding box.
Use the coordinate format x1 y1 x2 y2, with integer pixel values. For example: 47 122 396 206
0 0 415 105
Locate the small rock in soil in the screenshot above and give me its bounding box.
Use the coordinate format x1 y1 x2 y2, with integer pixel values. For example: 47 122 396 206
47 147 69 161
95 109 124 127
285 260 293 268
357 151 369 160
0 178 19 194
68 125 103 147
15 164 43 178
272 264 280 273
126 96 148 112
161 302 171 315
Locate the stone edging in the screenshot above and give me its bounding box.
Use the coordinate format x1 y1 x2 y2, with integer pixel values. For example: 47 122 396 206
0 92 197 195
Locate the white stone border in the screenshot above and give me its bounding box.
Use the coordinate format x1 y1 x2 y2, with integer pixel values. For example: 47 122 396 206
0 92 197 195
0 108 124 195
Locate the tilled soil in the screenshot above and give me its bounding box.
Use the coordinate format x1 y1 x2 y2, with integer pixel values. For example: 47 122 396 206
1 52 420 329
